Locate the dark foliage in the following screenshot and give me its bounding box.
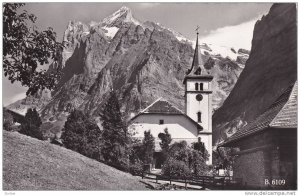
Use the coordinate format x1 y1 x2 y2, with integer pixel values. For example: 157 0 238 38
129 159 143 176
158 128 172 151
191 139 209 161
20 108 43 140
61 110 103 161
3 3 63 95
162 157 191 178
99 91 130 170
3 109 14 131
142 130 155 165
189 150 209 176
158 128 172 165
212 148 236 176
162 140 209 177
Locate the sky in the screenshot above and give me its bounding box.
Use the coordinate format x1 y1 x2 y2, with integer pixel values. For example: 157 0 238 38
3 2 272 106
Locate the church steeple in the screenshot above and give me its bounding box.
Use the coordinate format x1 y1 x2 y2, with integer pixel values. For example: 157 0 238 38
186 27 206 76
183 27 214 165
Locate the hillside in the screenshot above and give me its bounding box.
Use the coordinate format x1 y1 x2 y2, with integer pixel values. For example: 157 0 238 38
3 131 148 190
212 3 297 145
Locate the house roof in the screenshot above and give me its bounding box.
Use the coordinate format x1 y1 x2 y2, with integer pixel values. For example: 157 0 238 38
270 81 297 128
129 98 203 131
219 81 297 147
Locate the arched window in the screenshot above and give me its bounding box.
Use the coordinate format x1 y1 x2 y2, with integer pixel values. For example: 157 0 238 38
200 83 204 91
197 112 202 123
195 83 199 91
195 68 201 75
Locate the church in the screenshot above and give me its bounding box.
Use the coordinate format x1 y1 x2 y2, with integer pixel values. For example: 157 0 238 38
128 31 214 166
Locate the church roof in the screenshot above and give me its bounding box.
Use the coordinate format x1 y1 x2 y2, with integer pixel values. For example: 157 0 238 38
219 81 297 147
129 98 203 130
183 31 211 84
185 32 208 76
140 98 183 114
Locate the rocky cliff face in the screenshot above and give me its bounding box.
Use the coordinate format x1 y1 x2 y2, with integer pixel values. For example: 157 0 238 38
8 6 247 128
212 3 297 145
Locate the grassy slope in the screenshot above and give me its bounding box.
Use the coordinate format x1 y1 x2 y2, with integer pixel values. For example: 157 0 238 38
3 131 148 190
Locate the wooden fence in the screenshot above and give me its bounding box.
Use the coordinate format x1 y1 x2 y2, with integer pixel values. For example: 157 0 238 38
141 172 242 190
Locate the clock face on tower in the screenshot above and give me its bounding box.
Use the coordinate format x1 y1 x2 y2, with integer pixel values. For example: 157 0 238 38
196 94 203 101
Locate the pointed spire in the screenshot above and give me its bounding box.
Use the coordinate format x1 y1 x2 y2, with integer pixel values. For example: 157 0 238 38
186 27 205 75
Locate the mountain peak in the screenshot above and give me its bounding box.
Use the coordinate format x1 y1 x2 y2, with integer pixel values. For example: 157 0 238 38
102 6 140 27
119 6 131 12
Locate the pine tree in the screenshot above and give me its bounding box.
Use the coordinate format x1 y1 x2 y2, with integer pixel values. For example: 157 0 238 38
61 110 88 153
61 110 102 161
99 90 129 170
20 108 43 140
142 130 155 165
158 128 172 165
158 128 172 151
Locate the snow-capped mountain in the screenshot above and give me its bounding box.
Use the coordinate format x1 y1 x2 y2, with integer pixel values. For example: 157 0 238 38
103 6 141 27
8 7 248 136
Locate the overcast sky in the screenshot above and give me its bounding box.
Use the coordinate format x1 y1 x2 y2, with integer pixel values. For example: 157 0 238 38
3 2 272 106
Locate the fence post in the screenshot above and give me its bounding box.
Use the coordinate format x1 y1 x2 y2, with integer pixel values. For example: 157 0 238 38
185 177 187 189
156 175 158 183
169 175 171 185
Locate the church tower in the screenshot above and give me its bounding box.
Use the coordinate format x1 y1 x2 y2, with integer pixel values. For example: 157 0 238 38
183 30 213 165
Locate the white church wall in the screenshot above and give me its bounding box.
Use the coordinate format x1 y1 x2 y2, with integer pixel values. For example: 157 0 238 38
129 113 212 165
186 93 212 132
198 134 213 165
186 79 211 91
129 114 199 139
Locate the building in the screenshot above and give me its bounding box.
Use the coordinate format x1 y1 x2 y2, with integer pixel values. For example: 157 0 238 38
218 81 297 189
183 30 214 164
128 31 214 165
129 98 203 168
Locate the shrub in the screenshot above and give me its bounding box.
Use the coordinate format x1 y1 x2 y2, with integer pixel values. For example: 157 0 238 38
20 108 43 140
161 140 210 177
162 157 191 178
129 159 143 176
190 150 209 176
3 109 14 131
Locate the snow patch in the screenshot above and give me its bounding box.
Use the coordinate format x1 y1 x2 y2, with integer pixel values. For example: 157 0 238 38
207 44 238 60
102 26 119 38
175 34 191 43
130 18 141 26
103 8 125 24
102 6 141 27
9 106 29 116
189 41 240 60
89 21 99 27
155 22 192 43
237 63 246 69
